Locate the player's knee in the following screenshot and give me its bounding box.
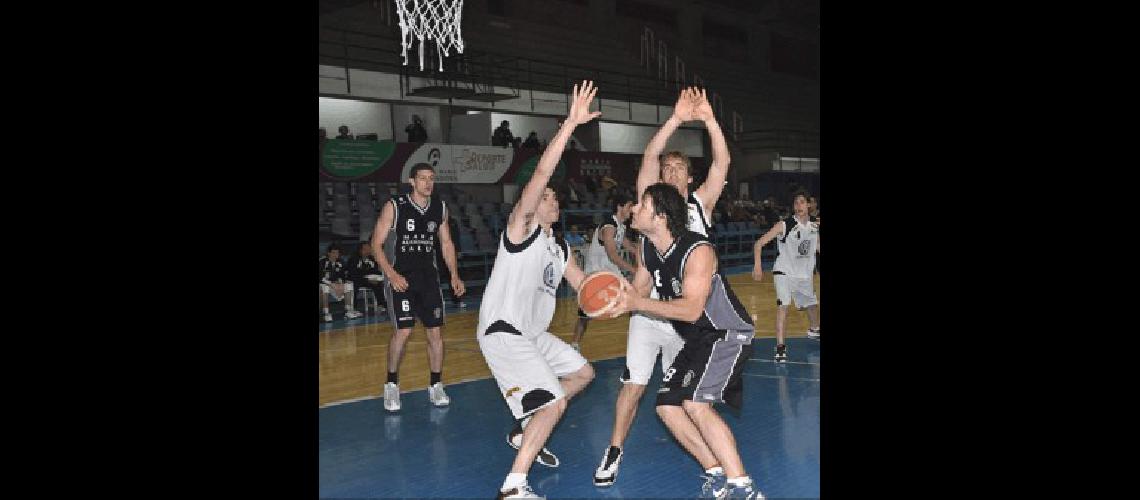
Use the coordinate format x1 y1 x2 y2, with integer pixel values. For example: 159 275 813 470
656 402 684 419
682 400 713 417
621 383 647 398
576 363 595 383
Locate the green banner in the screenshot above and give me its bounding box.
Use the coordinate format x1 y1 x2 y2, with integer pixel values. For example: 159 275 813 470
514 155 566 185
321 139 396 179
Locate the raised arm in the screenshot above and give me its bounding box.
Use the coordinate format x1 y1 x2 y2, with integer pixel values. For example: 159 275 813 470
692 88 731 217
506 80 602 243
636 88 698 199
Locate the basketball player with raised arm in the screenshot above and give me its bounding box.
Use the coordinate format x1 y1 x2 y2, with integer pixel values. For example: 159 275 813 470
593 87 735 490
608 183 762 499
370 163 466 411
480 81 601 499
752 190 820 362
571 192 638 351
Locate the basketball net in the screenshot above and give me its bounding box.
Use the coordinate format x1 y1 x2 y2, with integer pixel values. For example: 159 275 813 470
393 0 465 72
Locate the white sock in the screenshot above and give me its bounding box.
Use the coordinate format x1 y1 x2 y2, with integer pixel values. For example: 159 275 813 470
322 307 329 314
727 476 752 487
706 466 724 476
501 472 527 491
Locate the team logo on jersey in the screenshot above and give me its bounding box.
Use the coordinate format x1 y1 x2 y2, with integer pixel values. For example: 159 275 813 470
671 277 682 296
682 369 694 388
433 307 441 318
798 240 812 256
543 262 556 288
427 221 437 233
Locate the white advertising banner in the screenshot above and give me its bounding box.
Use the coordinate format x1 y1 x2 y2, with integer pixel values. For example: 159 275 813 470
400 143 516 183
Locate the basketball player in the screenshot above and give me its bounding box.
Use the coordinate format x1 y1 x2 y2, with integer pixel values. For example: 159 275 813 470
571 192 638 351
319 243 362 322
370 163 466 411
752 191 820 363
593 87 733 489
480 81 600 499
608 183 763 499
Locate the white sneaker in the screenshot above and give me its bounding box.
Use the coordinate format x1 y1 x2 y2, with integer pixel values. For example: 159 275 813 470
429 382 451 407
593 446 623 486
497 484 544 499
383 382 401 412
345 310 363 319
323 313 333 322
806 328 820 339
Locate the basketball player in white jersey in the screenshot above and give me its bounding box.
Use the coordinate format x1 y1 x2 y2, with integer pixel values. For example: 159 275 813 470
593 87 734 488
480 81 601 499
607 183 763 499
752 191 820 362
571 193 638 350
370 163 466 411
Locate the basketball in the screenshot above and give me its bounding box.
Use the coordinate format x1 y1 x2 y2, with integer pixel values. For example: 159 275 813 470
578 271 624 319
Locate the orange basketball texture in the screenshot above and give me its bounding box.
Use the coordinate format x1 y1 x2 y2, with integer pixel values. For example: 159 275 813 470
578 271 622 318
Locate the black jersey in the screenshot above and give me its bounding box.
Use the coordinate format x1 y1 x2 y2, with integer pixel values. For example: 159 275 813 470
318 256 346 284
385 194 447 274
640 230 754 342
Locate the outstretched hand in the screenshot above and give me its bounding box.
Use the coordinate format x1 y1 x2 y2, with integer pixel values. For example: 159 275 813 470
692 88 715 122
566 80 603 126
672 87 698 122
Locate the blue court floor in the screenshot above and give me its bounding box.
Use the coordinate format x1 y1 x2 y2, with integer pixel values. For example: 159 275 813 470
319 337 820 499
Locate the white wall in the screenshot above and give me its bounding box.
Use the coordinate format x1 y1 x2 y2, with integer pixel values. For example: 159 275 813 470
599 122 705 157
318 97 392 139
451 112 491 146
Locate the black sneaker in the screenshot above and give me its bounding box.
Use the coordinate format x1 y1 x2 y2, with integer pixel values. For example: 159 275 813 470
507 427 560 468
774 344 787 363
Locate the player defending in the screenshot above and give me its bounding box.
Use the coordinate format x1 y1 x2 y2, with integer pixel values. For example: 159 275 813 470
571 193 637 350
479 81 601 499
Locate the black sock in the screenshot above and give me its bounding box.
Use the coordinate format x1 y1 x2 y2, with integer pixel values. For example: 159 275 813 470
387 371 398 384
430 371 441 385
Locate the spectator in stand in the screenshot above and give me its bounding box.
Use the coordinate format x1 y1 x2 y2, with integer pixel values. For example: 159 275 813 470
522 131 541 149
405 115 429 143
319 243 362 322
492 120 514 147
336 125 353 139
348 241 386 314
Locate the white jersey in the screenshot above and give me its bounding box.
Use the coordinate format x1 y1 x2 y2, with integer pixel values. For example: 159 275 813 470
686 192 713 237
477 224 569 338
773 215 819 279
584 215 626 274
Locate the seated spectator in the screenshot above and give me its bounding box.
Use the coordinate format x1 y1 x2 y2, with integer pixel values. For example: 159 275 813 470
492 120 514 147
522 131 541 149
348 241 385 314
319 243 362 322
405 115 428 143
336 125 353 139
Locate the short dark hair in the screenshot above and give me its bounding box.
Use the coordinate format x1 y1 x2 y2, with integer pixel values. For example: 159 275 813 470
326 243 342 254
611 193 631 212
409 163 434 179
792 190 811 204
643 182 688 238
